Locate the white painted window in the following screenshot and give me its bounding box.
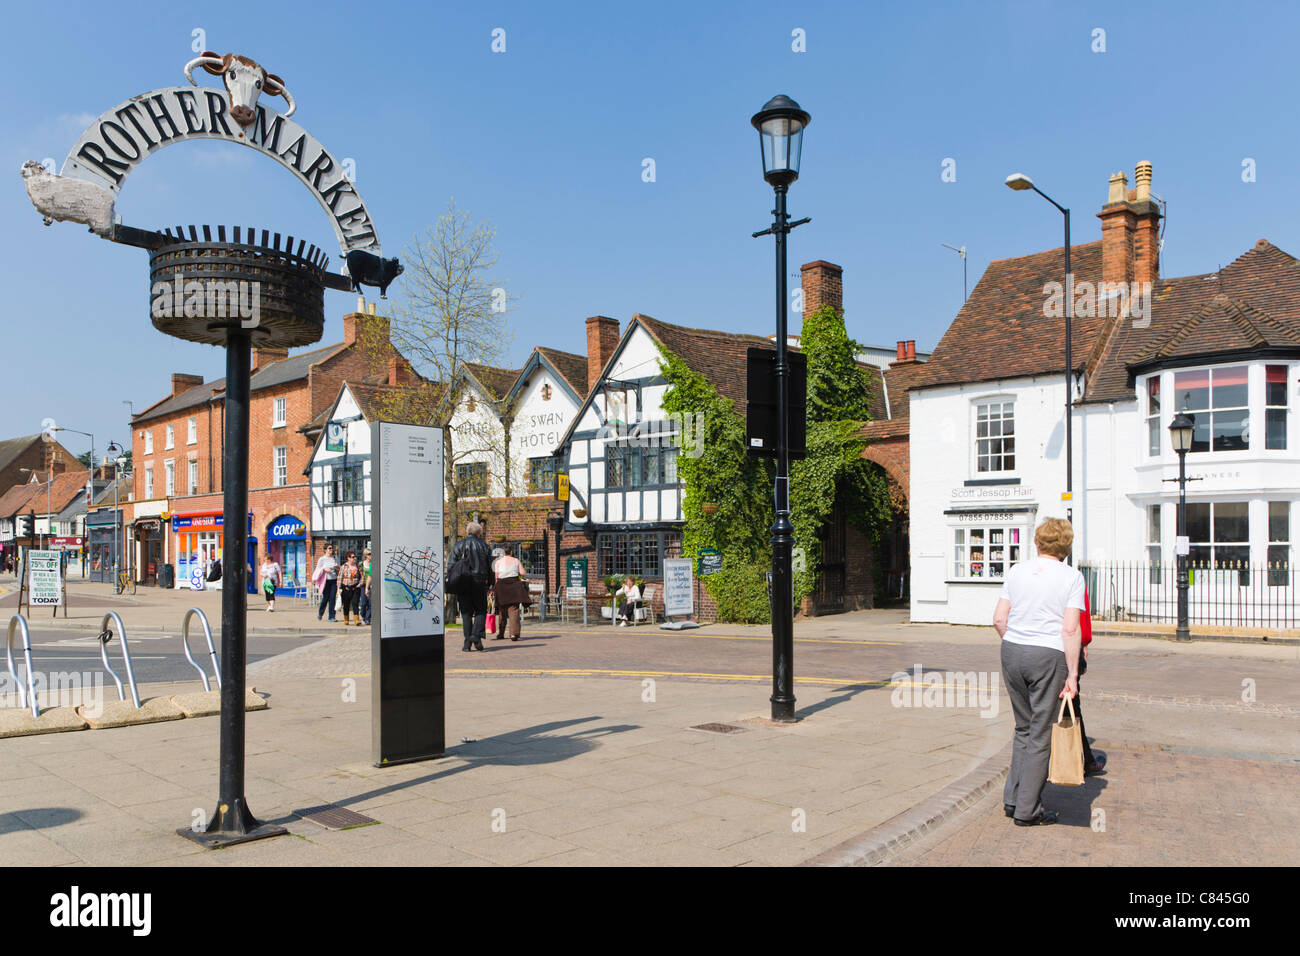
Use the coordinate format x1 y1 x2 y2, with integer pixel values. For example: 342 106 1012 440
952 522 1022 580
274 446 287 486
1269 502 1291 586
164 460 175 497
144 465 153 499
1266 365 1288 450
273 396 287 428
144 430 153 454
1145 376 1161 456
188 459 198 496
187 417 197 445
974 401 1015 473
1173 366 1247 452
1146 504 1162 584
165 424 174 449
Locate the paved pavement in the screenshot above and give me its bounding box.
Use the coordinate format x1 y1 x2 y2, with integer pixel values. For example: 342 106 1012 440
2 608 1297 866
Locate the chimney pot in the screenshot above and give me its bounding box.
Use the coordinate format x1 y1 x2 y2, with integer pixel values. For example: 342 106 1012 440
896 340 906 361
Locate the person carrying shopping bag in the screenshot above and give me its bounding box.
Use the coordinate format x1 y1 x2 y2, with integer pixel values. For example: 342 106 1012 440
258 553 281 612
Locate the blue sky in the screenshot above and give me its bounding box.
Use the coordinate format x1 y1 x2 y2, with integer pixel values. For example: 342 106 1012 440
3 0 1297 455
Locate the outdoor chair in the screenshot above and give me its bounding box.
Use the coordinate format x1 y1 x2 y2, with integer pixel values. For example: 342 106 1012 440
635 585 657 625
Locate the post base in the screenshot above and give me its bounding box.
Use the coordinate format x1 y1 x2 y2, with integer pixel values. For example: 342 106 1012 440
177 797 288 849
770 698 799 723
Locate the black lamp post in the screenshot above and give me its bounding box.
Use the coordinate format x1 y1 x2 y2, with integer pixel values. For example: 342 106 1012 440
1169 412 1194 642
1006 173 1074 544
751 94 810 722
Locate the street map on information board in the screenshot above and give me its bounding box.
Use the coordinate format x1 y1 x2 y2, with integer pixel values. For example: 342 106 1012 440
28 550 62 605
376 423 444 638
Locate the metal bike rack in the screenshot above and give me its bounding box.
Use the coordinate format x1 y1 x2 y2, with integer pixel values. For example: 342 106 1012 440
98 611 141 709
181 607 221 691
6 614 38 718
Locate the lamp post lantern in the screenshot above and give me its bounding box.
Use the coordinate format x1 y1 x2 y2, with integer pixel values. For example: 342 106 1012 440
1006 173 1074 546
751 94 810 722
1169 413 1194 642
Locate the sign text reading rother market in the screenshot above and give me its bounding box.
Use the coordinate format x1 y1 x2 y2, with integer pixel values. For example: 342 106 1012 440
62 91 379 254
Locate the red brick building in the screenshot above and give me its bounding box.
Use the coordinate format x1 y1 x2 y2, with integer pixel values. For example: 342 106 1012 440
129 306 405 587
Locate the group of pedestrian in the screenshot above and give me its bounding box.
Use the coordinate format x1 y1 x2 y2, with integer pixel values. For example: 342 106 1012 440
255 543 372 624
993 516 1105 828
448 522 532 651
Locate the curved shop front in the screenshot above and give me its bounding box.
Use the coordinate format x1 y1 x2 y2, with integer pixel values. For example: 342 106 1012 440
265 515 308 597
171 510 254 590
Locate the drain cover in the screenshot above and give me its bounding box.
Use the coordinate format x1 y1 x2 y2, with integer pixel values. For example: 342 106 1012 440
690 722 745 734
293 805 377 830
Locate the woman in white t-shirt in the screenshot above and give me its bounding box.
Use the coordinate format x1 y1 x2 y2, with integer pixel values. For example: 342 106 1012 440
992 517 1083 827
491 545 528 641
258 556 282 612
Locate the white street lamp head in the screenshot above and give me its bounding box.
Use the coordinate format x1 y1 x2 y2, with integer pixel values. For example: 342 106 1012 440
752 94 811 188
1005 173 1035 191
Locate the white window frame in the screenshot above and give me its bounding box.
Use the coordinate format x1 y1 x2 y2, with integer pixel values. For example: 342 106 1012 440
273 396 287 428
164 460 175 497
1172 364 1250 455
143 430 153 454
950 514 1027 581
187 417 197 445
164 423 174 450
972 398 1016 476
144 465 153 499
1144 374 1162 457
273 446 287 487
187 458 199 496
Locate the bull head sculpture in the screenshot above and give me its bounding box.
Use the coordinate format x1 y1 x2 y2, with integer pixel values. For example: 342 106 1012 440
184 52 295 127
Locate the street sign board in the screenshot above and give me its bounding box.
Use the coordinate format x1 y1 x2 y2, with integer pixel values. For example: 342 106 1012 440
697 548 723 576
555 473 570 501
28 550 62 605
326 422 346 452
371 422 445 767
663 558 694 617
566 557 588 596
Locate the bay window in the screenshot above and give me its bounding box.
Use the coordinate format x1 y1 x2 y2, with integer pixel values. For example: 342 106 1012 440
1146 376 1161 455
1266 365 1288 450
1174 366 1248 452
1186 501 1248 570
1269 502 1290 586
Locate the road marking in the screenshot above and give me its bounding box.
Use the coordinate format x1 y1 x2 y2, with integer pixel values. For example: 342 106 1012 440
323 667 986 691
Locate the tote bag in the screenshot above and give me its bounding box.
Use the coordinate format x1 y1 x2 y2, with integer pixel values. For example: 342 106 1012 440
1048 696 1085 786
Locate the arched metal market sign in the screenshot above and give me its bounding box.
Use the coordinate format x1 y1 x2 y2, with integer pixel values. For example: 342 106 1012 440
24 52 384 258
62 83 379 254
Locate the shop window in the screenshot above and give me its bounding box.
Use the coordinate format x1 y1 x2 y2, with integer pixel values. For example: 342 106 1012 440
952 524 1022 580
1174 366 1249 452
456 462 487 498
1146 376 1161 456
974 401 1015 473
1266 365 1288 450
1269 502 1291 586
527 456 557 494
1186 501 1249 578
596 531 680 578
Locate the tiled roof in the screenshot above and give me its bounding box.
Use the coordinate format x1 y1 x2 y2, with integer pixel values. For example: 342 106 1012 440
863 360 928 440
914 241 1106 392
464 363 520 401
1085 240 1300 402
0 482 39 517
133 341 348 424
348 381 445 424
0 434 40 473
635 315 778 416
537 347 588 397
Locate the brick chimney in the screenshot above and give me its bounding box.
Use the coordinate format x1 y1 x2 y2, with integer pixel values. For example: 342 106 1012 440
343 310 391 348
586 316 620 392
890 339 919 368
388 355 417 386
171 373 203 397
801 260 844 316
1097 161 1160 290
253 347 288 371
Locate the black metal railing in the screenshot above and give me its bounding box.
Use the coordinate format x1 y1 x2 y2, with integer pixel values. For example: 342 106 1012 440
1080 561 1298 628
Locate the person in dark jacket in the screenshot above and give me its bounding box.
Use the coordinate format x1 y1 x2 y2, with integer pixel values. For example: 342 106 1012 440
450 522 493 652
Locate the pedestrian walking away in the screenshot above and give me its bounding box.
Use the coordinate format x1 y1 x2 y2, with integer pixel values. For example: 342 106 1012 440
258 553 282 612
313 543 340 622
992 517 1083 827
339 551 362 625
448 522 492 652
492 543 529 641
